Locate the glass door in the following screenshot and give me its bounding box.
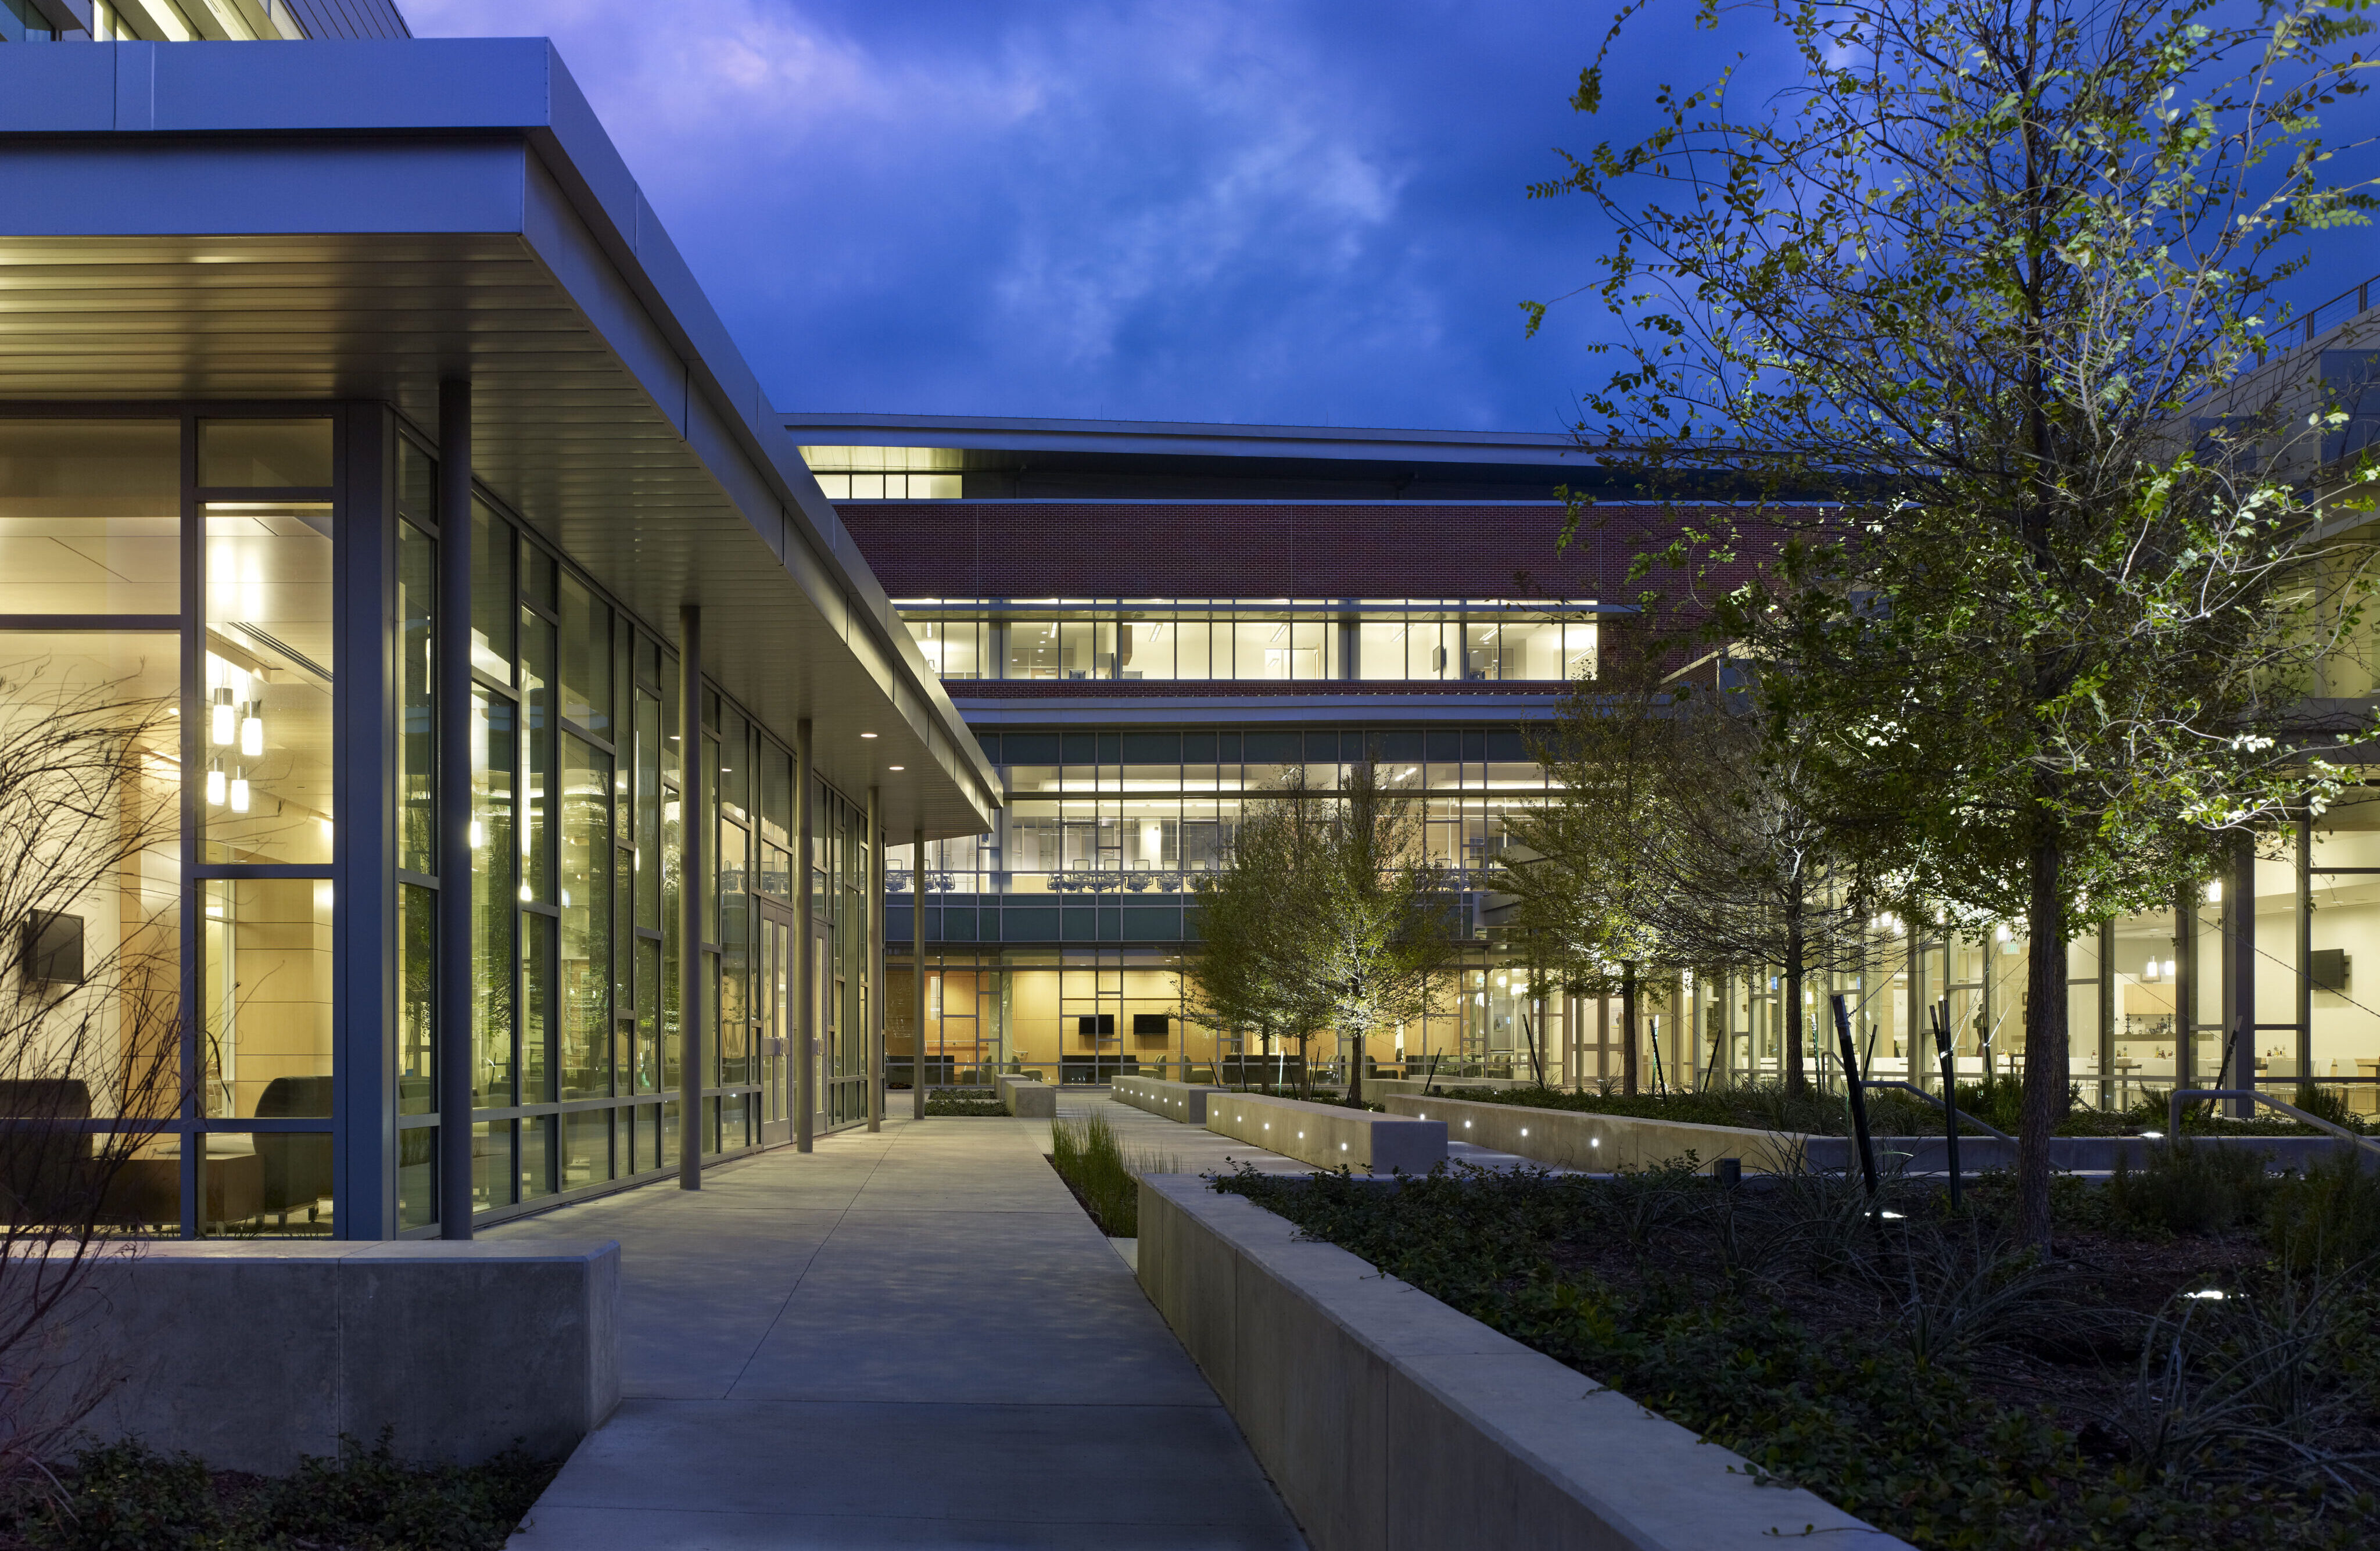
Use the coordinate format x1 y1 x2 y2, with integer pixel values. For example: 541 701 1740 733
758 901 793 1144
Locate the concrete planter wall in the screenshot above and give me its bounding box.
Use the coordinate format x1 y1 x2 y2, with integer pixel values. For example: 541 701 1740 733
1138 1175 1910 1551
1379 1094 1799 1172
1207 1092 1445 1173
1113 1074 1224 1124
1379 1094 2375 1175
21 1239 619 1474
996 1073 1056 1117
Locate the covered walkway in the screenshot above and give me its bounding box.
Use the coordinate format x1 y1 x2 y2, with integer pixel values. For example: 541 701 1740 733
492 1107 1304 1549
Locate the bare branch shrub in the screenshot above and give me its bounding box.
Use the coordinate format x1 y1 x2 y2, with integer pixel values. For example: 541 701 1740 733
0 656 185 1491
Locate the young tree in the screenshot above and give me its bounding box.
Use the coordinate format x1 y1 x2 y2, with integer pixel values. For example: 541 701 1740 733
0 660 183 1487
1636 677 1877 1092
1536 0 2380 1245
1497 629 1683 1093
1303 761 1461 1108
1187 781 1335 1095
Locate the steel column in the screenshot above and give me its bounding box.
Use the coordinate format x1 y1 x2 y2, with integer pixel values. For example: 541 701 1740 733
678 605 703 1189
912 826 927 1121
2225 835 2257 1117
435 379 474 1237
2298 820 2314 1092
794 719 815 1152
867 786 884 1133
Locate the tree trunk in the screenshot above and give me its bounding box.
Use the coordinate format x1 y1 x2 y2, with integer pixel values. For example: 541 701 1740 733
1784 905 1808 1094
2018 825 2069 1250
1621 959 1640 1095
1348 1027 1364 1109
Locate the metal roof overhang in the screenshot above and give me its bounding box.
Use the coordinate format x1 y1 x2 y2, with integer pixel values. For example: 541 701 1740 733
0 38 997 840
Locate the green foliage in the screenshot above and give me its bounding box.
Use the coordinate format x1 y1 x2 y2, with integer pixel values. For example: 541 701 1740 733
1049 1113 1178 1237
2101 1142 2277 1237
8 1434 558 1550
924 1089 1009 1116
1187 761 1457 1096
1537 0 2380 1244
1432 1081 2003 1137
2267 1149 2380 1275
1217 1166 2378 1548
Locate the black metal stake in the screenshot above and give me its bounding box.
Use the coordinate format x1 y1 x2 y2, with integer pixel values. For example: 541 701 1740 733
1929 998 1962 1210
1831 993 1880 1202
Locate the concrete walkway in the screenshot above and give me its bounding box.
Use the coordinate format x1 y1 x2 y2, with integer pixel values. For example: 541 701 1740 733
491 1106 1305 1549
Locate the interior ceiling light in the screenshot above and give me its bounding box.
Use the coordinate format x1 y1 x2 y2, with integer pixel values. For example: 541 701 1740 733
861 732 878 739
887 765 905 771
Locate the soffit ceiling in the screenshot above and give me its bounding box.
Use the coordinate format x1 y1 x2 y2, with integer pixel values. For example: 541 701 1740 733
0 230 993 840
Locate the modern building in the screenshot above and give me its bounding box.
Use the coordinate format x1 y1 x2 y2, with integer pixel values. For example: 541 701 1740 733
815 389 2380 1119
0 30 997 1240
797 418 1627 1087
7 13 2380 1255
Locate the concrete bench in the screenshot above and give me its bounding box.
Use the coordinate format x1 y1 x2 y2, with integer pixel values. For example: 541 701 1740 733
19 1238 618 1474
1112 1074 1225 1124
996 1073 1056 1117
1207 1091 1445 1173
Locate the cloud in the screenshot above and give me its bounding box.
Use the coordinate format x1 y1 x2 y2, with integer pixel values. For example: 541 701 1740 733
402 0 1635 429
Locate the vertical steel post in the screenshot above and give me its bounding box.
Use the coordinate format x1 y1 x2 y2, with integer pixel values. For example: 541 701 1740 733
333 404 393 1237
2175 882 2198 1092
2226 835 2257 1118
435 380 475 1238
912 826 927 1121
678 606 704 1189
795 719 815 1152
2297 819 2314 1095
2097 920 2116 1112
867 786 884 1133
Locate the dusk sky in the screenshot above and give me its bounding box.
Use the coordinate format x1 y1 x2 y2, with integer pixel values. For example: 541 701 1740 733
403 1 2379 435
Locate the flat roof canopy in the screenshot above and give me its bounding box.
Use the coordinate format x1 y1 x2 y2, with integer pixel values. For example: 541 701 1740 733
0 39 997 841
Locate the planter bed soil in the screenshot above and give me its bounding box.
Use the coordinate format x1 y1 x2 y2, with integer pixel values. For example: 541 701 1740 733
1218 1152 2380 1551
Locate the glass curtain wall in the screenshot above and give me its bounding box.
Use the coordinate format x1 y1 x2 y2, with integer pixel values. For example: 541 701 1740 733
0 407 880 1240
0 414 334 1234
898 601 1600 685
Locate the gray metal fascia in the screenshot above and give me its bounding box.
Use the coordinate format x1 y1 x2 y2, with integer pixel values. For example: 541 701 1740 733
0 37 995 812
777 411 1593 469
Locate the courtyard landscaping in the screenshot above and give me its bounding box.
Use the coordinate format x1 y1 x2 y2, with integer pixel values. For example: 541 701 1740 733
1216 1148 2380 1550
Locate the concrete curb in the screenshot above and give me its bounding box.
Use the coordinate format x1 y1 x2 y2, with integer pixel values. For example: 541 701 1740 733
1206 1091 1445 1172
1113 1073 1225 1123
1377 1094 2376 1175
1138 1176 1910 1551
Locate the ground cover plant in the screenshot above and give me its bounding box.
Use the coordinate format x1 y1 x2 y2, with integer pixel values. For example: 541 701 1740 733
0 1433 559 1550
1424 1080 2374 1140
1218 1147 2380 1550
923 1088 1009 1117
1047 1114 1178 1237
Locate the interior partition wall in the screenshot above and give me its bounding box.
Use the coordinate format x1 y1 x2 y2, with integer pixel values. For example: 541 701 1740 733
0 403 875 1241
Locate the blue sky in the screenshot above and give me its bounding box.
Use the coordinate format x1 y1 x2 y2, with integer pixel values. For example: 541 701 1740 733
404 0 2379 435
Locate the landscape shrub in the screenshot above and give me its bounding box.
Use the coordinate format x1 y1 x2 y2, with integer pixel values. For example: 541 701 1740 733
2266 1148 2380 1274
924 1088 1008 1116
1048 1113 1177 1237
1216 1162 2379 1550
5 1433 558 1550
2100 1141 2275 1236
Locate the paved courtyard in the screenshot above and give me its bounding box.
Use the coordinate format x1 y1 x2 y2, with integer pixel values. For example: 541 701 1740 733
492 1098 1306 1549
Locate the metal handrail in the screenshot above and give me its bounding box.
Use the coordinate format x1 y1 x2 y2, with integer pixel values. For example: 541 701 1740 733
2166 1089 2380 1158
1854 1079 2015 1142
